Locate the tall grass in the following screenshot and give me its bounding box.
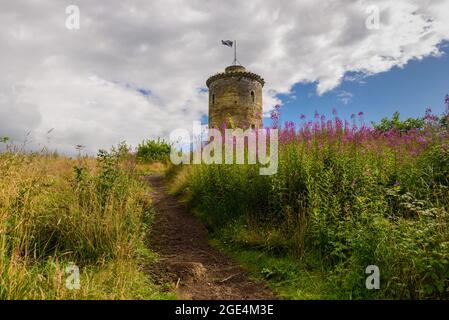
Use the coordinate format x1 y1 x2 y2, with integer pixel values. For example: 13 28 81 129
170 106 449 299
0 143 168 299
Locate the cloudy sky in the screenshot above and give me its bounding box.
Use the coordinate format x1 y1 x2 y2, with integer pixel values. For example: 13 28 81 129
1 0 449 154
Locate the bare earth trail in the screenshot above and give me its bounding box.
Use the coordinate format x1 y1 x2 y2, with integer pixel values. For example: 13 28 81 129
146 174 275 300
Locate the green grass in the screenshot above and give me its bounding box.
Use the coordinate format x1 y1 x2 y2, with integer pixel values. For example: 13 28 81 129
0 143 174 300
205 217 334 299
167 115 449 299
210 237 331 299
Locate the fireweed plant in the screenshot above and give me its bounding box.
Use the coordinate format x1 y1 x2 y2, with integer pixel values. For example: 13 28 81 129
169 97 449 299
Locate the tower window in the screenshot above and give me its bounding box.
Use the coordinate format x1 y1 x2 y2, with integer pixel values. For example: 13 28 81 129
251 91 255 103
212 94 215 104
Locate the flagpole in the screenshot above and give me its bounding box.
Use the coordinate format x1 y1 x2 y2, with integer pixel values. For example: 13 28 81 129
234 40 237 65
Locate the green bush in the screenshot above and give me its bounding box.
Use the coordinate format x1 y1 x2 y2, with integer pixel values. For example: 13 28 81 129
136 139 171 163
371 111 426 132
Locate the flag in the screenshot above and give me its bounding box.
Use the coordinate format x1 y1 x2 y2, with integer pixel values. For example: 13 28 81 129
221 40 233 47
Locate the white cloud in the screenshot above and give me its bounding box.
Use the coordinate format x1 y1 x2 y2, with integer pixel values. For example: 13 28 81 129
0 0 448 154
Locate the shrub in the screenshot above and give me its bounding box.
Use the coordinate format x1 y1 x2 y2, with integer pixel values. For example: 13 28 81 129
136 138 171 163
371 111 426 132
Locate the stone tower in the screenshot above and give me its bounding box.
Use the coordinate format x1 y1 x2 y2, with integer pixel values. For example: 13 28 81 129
206 65 264 130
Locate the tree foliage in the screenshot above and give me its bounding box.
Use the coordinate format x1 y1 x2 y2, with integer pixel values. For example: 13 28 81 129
136 138 171 163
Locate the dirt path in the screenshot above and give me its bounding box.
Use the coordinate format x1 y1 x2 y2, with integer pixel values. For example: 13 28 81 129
146 174 275 300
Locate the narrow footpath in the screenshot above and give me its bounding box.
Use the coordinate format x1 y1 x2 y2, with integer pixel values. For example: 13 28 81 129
146 174 275 300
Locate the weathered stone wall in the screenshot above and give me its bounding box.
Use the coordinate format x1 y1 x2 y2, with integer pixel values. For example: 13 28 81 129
207 66 264 130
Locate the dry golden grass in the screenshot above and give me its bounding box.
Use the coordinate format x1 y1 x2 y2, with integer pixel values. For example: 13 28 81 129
0 151 172 300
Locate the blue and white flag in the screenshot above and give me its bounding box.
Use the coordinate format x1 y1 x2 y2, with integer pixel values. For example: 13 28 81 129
221 40 233 47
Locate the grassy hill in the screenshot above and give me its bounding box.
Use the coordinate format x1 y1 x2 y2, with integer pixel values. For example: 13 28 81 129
0 144 171 299
168 109 449 299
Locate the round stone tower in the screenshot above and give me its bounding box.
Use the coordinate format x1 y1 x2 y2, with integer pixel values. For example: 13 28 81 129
206 65 264 130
